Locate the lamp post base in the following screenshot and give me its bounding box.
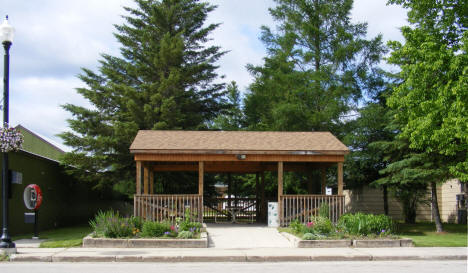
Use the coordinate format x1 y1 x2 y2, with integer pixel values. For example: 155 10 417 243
0 231 15 248
0 241 16 248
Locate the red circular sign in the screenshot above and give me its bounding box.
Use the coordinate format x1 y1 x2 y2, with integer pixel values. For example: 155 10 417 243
23 184 43 210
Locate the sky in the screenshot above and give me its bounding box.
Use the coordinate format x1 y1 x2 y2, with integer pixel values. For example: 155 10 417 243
0 0 408 151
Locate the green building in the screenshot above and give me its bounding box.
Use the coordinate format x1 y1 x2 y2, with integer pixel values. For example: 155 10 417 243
0 125 121 236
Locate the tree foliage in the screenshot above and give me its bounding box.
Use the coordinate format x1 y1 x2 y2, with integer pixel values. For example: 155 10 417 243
244 0 386 136
387 0 468 181
211 81 245 130
59 0 227 193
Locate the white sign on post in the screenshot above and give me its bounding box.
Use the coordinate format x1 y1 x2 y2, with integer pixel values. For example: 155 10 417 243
326 187 332 196
268 202 279 227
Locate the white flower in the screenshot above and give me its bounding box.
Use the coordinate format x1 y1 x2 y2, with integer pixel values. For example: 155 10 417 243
0 123 24 152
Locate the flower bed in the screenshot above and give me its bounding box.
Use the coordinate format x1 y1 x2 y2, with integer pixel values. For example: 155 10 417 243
84 209 208 248
281 212 413 247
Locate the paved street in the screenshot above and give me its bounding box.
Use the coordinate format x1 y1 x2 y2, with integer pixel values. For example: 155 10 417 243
0 261 466 273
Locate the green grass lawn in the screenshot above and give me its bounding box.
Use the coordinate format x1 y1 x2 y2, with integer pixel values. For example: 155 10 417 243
397 222 467 247
13 226 92 248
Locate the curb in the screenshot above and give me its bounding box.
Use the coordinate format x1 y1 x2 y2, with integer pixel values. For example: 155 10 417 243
82 232 208 248
9 253 467 262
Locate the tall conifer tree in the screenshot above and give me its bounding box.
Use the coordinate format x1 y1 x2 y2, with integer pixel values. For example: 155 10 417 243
59 0 227 193
244 0 386 136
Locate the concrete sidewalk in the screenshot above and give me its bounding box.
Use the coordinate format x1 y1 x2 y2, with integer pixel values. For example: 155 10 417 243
206 224 291 248
7 247 467 262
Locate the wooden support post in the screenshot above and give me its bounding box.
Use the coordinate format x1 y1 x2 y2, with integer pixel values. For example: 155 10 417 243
278 161 283 226
321 168 326 194
227 173 232 221
143 165 149 194
260 171 266 222
136 161 142 195
150 170 154 194
337 162 343 195
198 161 204 196
255 172 259 222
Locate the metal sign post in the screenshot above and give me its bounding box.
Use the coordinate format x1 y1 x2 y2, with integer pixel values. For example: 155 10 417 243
23 184 43 239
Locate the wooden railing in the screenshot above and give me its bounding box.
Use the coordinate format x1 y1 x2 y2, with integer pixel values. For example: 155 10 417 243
134 194 203 223
280 195 345 226
204 197 257 223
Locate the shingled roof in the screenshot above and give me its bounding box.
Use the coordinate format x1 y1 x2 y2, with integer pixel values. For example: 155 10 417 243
130 130 349 155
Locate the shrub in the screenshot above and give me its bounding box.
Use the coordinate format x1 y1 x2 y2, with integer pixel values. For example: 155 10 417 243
177 231 194 239
141 221 172 237
337 213 394 236
89 210 133 238
319 202 330 219
89 210 113 237
308 216 334 234
180 221 202 233
289 219 305 234
129 216 144 231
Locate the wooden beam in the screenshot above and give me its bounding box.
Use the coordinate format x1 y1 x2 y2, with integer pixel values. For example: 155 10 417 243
198 161 204 196
278 161 283 226
337 162 343 195
143 165 149 194
135 153 345 163
151 162 334 173
321 168 326 194
136 161 142 194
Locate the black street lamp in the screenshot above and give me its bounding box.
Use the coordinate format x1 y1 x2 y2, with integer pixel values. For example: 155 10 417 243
0 15 15 249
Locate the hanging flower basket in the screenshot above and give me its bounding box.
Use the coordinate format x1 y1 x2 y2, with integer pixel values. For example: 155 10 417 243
0 124 24 152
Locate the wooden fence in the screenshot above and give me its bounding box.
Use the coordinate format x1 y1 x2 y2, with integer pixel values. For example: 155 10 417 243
204 197 257 223
280 195 345 226
134 194 203 223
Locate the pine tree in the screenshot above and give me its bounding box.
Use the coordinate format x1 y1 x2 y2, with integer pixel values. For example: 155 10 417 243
211 81 245 131
244 0 386 136
59 0 227 194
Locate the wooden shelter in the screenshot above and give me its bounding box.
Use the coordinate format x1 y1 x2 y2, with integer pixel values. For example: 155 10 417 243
130 130 349 226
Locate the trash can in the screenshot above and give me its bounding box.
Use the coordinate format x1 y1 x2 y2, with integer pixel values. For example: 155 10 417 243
268 202 279 227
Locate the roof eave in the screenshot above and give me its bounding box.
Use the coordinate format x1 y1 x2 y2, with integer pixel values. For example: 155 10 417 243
129 149 348 155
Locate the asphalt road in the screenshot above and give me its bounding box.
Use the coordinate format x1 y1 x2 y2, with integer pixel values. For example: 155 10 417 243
0 261 466 273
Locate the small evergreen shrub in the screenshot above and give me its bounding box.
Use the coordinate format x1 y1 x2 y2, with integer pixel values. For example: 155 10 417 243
141 221 172 237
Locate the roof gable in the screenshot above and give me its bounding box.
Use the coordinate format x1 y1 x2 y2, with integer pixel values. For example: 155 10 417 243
15 125 64 161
